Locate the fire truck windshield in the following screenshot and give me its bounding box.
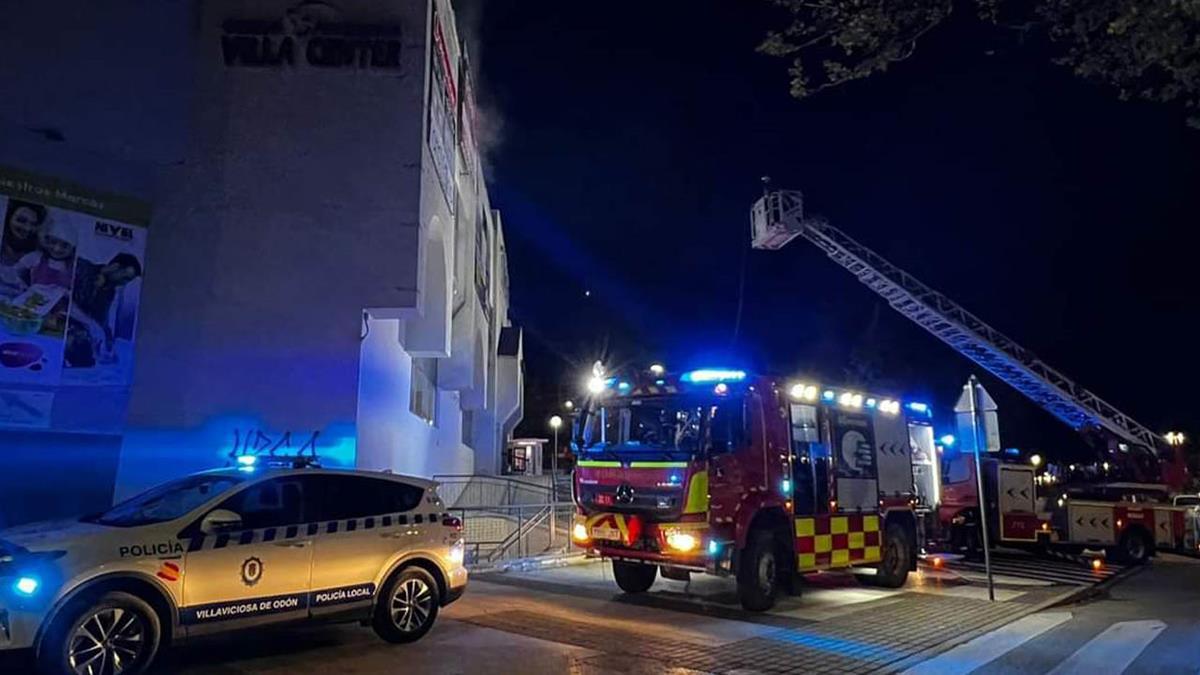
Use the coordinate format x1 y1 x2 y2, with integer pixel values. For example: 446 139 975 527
581 396 734 457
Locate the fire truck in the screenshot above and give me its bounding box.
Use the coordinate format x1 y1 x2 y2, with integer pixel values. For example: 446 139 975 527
748 187 1196 566
571 368 937 611
934 442 1198 564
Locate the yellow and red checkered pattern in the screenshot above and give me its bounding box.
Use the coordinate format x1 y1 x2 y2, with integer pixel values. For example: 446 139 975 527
794 514 881 571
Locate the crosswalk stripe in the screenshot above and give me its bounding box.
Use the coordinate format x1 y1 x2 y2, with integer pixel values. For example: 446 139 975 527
1047 620 1166 675
941 553 1124 586
950 561 1113 585
900 611 1073 675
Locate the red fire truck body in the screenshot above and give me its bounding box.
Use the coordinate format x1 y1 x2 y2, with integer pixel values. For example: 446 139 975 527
571 369 932 610
933 453 1198 563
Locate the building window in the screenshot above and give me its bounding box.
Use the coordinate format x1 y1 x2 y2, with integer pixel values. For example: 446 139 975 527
410 357 438 425
461 409 474 449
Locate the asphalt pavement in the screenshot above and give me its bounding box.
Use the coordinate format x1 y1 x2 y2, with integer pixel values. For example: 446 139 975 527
5 552 1190 674
913 553 1200 674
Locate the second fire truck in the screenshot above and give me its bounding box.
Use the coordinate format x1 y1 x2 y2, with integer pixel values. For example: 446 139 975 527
571 368 937 611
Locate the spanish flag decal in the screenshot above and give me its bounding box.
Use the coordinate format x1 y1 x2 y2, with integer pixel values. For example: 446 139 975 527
157 561 181 582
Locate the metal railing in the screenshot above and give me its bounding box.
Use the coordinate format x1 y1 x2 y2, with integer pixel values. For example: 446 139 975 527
447 501 577 567
434 473 555 509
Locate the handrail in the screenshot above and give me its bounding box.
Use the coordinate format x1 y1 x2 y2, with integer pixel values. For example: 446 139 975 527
433 473 554 494
447 501 575 566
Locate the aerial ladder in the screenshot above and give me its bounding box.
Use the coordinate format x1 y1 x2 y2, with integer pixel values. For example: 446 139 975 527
750 188 1188 492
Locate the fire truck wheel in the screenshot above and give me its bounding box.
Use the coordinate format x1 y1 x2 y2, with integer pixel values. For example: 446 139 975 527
1113 529 1151 565
612 561 657 593
737 530 781 611
862 523 911 588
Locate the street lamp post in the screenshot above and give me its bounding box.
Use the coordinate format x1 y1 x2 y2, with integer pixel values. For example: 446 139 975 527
549 414 563 549
549 415 563 483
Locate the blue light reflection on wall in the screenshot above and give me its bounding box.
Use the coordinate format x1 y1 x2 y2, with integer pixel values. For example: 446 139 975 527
114 417 356 501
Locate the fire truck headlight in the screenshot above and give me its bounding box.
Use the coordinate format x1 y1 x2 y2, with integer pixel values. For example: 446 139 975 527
666 531 698 552
573 522 590 542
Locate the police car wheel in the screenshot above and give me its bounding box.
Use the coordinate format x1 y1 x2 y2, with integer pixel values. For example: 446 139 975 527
373 567 440 644
737 530 779 612
38 591 161 675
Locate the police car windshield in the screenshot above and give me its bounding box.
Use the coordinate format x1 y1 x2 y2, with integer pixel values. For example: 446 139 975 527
86 474 246 528
582 396 735 456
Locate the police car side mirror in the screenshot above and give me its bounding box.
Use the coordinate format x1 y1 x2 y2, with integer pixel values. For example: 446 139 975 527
201 509 243 534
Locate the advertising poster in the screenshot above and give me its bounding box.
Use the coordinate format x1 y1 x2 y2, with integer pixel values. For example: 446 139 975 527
0 167 150 390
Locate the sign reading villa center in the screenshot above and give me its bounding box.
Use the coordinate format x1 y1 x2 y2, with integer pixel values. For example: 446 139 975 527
220 2 403 70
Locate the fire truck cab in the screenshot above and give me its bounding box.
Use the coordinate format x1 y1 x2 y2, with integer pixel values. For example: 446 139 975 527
571 368 928 611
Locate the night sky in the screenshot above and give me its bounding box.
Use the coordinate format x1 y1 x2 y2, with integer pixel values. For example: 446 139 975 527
471 1 1200 459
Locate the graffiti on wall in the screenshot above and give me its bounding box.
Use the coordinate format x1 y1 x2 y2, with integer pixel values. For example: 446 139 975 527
227 427 321 459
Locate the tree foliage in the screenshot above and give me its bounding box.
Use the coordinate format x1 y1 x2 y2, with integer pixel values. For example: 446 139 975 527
760 0 1200 127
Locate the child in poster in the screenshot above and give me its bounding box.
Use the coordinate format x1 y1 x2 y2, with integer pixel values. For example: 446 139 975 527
0 199 79 384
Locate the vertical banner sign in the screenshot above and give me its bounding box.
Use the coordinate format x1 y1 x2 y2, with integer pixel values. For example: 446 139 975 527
457 53 478 177
427 4 458 214
0 166 150 427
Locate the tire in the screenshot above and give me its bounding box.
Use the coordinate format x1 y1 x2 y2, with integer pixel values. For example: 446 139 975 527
612 560 656 593
737 530 781 612
372 566 441 644
37 590 161 675
1113 530 1151 565
861 523 911 589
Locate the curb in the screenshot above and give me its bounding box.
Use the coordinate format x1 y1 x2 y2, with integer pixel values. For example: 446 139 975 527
1048 559 1148 607
471 550 588 575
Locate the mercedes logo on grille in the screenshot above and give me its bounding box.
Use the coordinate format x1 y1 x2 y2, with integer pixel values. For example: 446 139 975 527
615 483 635 504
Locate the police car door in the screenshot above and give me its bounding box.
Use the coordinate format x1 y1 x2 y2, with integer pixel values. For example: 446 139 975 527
179 475 314 633
307 474 427 619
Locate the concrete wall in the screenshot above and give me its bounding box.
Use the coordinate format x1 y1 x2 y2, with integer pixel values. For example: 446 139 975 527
112 0 432 497
355 316 473 477
0 0 522 519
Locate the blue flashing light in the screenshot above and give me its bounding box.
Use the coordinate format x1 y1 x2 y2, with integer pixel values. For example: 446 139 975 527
15 577 38 596
714 382 729 395
1004 448 1020 457
822 390 836 402
668 473 682 485
655 379 666 386
781 479 792 494
906 402 930 416
617 381 632 391
708 540 720 556
939 435 956 447
680 369 746 384
236 455 257 466
865 398 877 408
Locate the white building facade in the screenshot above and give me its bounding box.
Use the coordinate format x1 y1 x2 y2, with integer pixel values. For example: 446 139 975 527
0 0 521 524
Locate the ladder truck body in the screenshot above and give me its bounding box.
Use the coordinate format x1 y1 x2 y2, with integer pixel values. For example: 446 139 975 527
751 189 1195 562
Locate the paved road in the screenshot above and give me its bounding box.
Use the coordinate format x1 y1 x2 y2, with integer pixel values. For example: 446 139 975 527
902 553 1200 674
154 557 1078 675
4 552 1174 674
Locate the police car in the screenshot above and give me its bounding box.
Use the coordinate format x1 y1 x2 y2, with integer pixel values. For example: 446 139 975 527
0 458 467 674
